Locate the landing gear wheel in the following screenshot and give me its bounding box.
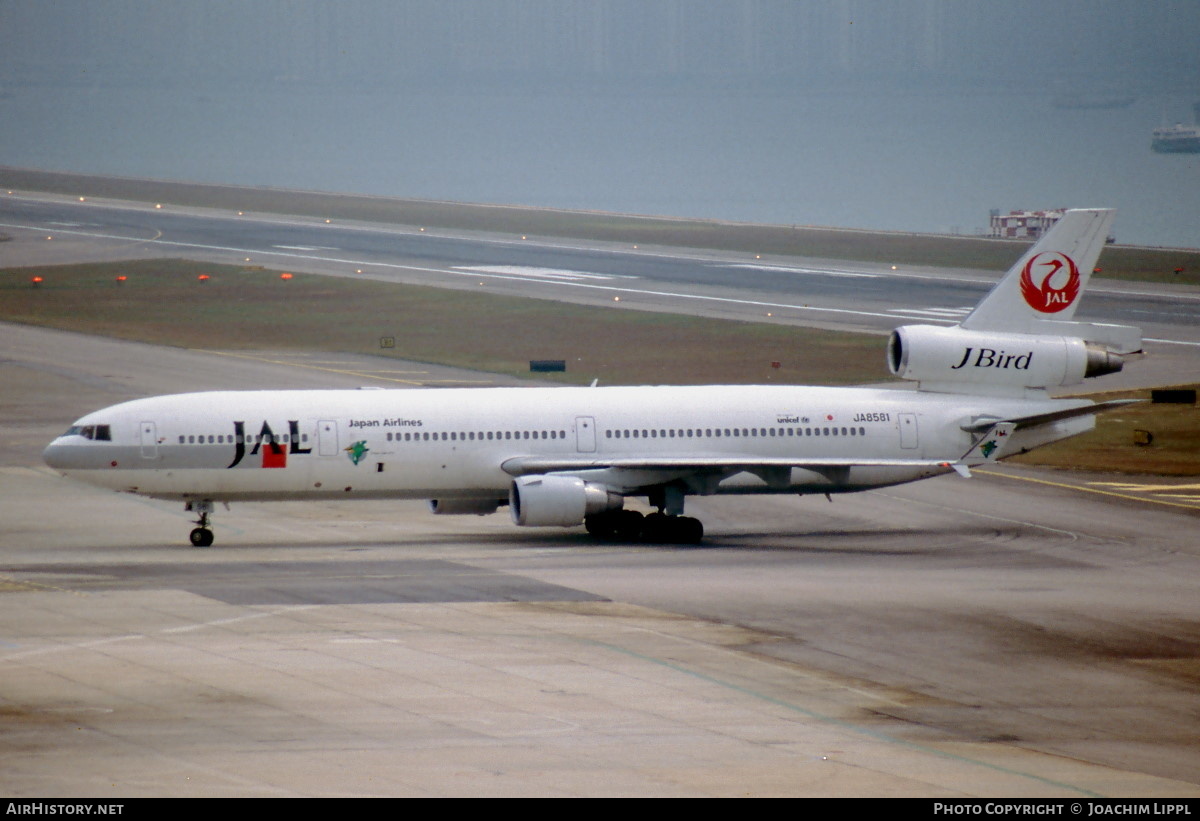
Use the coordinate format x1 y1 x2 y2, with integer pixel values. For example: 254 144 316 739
584 512 612 538
613 510 645 541
189 527 214 548
675 516 704 545
185 500 216 548
643 514 704 545
584 509 645 542
641 512 670 543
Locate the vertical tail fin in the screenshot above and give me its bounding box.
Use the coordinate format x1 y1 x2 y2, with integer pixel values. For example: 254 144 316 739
961 209 1115 333
887 207 1142 395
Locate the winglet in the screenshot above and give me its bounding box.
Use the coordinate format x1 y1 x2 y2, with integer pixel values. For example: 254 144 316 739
960 421 1018 464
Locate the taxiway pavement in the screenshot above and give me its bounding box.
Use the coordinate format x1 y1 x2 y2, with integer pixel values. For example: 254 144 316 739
2 321 1198 797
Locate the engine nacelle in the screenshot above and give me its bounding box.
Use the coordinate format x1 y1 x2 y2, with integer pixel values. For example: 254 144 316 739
428 498 502 516
510 475 624 528
887 325 1122 391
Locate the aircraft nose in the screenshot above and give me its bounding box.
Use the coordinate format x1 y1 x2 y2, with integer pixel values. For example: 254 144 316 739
43 441 64 470
42 440 75 471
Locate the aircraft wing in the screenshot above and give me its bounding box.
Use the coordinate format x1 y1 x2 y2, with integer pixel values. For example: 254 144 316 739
501 456 959 495
501 456 956 475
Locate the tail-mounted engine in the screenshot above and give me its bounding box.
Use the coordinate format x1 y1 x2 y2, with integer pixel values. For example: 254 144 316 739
888 325 1124 392
510 474 624 527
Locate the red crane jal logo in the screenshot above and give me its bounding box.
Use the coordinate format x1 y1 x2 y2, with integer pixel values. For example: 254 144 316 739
1019 252 1081 314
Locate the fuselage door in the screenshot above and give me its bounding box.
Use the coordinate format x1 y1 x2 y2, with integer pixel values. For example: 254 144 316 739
139 421 158 459
575 416 597 453
318 420 339 457
898 412 919 449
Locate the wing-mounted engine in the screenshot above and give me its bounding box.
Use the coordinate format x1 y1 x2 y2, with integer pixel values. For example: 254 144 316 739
888 325 1125 394
510 474 624 527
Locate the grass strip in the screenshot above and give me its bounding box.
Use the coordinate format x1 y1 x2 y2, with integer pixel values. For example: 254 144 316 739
0 258 884 387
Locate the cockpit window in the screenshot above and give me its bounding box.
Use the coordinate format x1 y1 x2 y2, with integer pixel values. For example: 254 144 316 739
64 424 111 441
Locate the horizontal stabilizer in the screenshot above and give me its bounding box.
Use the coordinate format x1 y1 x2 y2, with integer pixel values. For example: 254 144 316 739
1028 319 1142 354
960 399 1141 433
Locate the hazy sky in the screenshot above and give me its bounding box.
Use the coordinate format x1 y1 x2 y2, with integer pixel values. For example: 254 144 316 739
3 1 1198 92
2 2 1198 247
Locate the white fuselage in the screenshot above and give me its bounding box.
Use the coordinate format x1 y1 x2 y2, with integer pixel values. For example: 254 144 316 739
42 384 1093 504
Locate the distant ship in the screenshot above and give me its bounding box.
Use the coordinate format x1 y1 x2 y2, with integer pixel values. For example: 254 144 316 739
1152 123 1200 153
1152 102 1200 154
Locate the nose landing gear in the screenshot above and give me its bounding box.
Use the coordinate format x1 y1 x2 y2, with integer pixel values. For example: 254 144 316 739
186 500 215 547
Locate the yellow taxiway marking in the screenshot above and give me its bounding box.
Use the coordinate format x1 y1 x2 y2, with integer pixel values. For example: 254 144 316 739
975 469 1200 511
1091 481 1200 492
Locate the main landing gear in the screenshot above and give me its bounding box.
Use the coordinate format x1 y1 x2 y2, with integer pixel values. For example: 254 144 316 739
587 484 706 545
186 500 215 547
584 509 704 545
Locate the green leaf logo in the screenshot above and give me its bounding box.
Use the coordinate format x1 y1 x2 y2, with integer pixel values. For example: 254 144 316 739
344 440 370 466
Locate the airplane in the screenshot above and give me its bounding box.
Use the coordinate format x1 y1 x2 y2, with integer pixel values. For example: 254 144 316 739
43 208 1142 548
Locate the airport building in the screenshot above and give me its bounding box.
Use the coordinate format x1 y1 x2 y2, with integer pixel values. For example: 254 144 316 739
988 209 1067 240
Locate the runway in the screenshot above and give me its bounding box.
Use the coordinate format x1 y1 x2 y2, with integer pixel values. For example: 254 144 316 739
2 321 1199 797
3 189 1199 394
